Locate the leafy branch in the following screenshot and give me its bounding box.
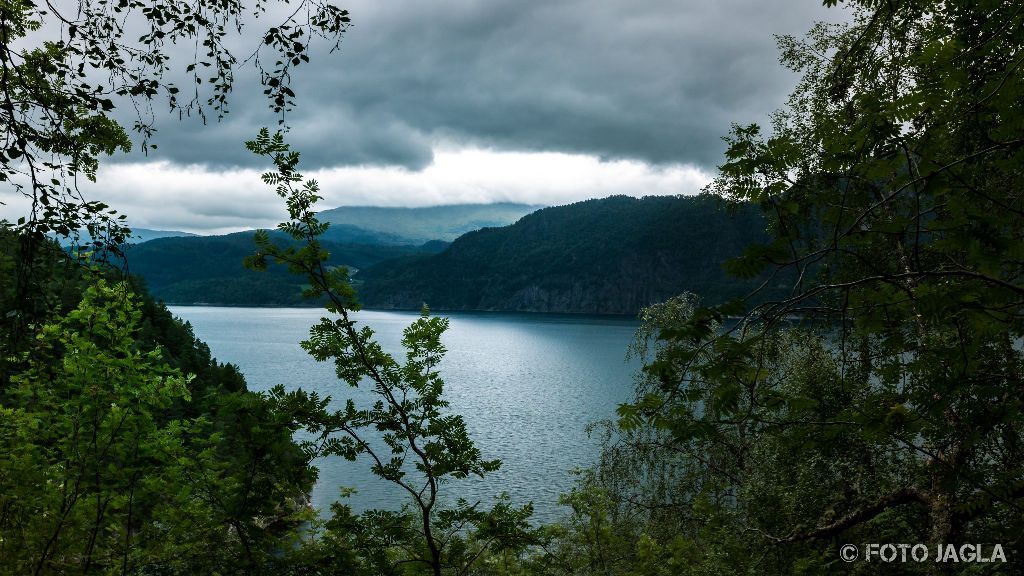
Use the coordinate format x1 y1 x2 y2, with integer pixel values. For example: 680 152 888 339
244 128 538 576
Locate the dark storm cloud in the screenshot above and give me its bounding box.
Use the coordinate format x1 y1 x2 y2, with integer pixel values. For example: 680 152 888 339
118 0 840 170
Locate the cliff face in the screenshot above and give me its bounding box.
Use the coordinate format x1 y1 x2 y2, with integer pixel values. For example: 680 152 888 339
355 195 782 315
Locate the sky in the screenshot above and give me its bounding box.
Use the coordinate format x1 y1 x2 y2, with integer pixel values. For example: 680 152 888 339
6 0 846 234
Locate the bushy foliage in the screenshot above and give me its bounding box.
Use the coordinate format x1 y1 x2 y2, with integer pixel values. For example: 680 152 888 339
0 270 321 575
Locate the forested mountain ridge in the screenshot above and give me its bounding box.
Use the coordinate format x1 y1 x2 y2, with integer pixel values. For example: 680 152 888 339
125 230 444 306
125 197 783 313
118 205 540 306
356 195 781 315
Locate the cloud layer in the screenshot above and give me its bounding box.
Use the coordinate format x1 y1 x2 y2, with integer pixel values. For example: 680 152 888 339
118 0 840 170
69 149 713 234
3 0 847 232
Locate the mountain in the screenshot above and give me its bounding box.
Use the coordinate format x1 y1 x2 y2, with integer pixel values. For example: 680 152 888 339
129 228 197 243
125 231 445 306
318 223 415 245
58 227 196 247
317 203 542 244
355 195 785 315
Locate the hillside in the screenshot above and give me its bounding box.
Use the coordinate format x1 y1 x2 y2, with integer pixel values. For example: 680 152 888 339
355 195 784 315
125 231 443 306
318 203 541 243
129 228 198 243
318 222 414 245
58 227 196 247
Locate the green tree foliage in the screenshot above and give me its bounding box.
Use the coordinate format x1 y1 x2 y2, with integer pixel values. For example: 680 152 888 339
1 0 379 574
568 0 1024 573
0 275 322 575
1 278 190 574
245 128 539 576
713 0 1024 549
0 0 350 346
0 0 349 240
545 298 910 575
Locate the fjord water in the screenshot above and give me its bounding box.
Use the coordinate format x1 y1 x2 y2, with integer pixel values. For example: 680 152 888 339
168 306 639 523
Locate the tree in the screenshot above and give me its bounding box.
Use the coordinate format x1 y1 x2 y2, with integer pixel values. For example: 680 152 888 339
0 0 349 235
0 0 350 348
245 128 538 576
533 296 880 575
610 0 1023 572
0 255 327 575
0 278 187 574
0 1 362 574
5 280 223 573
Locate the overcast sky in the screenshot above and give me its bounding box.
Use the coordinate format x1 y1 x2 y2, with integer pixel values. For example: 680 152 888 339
7 0 846 234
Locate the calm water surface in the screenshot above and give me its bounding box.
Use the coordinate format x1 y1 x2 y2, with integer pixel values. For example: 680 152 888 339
168 306 639 523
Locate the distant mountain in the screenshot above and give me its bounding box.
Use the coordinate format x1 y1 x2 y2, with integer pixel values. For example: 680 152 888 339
318 223 415 245
355 195 786 315
317 203 542 244
58 227 196 247
126 231 444 306
129 228 197 243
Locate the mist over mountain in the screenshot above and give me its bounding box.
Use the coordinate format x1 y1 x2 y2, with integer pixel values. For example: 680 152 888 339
57 228 196 247
128 228 198 243
317 203 542 244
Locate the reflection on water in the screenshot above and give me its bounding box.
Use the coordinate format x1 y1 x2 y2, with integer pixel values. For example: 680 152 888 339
168 306 639 524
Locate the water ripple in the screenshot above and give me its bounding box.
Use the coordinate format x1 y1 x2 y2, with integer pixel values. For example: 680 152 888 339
169 307 639 524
